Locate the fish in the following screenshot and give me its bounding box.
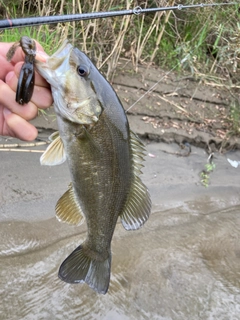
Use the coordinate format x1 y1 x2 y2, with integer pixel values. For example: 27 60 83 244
35 40 151 294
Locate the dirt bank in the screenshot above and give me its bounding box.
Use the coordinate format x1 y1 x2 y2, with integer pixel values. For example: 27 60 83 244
1 63 240 320
113 60 240 153
27 61 240 154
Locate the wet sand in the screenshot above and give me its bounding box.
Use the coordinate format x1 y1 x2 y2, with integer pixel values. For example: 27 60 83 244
1 136 240 320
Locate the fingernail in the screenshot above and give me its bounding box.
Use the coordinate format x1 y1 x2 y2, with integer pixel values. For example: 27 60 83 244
3 108 12 116
5 71 14 83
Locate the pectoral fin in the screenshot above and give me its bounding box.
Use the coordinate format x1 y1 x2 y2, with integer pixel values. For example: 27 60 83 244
40 131 66 166
56 183 85 226
120 131 151 230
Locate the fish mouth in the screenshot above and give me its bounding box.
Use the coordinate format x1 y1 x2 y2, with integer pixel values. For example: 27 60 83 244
50 40 73 60
35 44 73 87
37 40 102 125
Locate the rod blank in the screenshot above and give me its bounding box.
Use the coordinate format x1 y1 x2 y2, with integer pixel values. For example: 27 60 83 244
0 2 238 30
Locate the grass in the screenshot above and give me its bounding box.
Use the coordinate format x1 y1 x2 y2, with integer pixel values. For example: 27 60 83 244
0 0 239 129
228 100 240 136
0 1 238 74
200 159 216 188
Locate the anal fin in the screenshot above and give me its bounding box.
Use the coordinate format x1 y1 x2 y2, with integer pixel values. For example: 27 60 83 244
56 183 85 226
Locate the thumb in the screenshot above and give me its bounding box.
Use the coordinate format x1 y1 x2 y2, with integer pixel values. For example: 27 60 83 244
8 38 46 64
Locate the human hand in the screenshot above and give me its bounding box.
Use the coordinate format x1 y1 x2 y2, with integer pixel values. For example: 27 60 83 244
0 41 53 141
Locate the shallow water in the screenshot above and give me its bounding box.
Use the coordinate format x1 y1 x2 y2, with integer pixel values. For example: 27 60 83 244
1 142 240 320
1 204 240 320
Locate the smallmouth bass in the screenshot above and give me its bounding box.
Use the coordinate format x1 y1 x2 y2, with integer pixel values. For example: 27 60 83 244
35 41 151 294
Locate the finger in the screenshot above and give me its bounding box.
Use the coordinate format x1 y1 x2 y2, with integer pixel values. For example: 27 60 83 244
5 70 53 109
7 40 46 64
32 85 53 110
0 43 16 79
0 42 15 58
35 50 48 62
3 108 38 141
0 40 48 80
0 79 38 120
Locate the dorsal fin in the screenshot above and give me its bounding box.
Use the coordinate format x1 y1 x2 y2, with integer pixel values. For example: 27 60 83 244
40 131 66 166
55 183 85 226
120 131 151 230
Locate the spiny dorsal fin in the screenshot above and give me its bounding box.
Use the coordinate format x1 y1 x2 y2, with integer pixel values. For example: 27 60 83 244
40 131 66 166
120 131 151 230
56 183 85 226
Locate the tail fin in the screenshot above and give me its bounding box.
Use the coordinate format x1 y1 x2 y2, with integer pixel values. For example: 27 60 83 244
58 245 111 294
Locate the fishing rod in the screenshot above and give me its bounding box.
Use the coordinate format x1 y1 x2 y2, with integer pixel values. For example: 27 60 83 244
0 2 238 30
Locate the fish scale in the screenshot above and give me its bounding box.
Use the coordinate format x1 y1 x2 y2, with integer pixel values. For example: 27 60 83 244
23 37 152 294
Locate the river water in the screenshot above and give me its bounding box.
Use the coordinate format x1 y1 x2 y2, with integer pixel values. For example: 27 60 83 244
1 141 240 320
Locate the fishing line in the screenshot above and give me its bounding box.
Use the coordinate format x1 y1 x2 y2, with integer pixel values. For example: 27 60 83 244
125 0 238 113
2 2 238 112
125 55 188 113
0 2 238 29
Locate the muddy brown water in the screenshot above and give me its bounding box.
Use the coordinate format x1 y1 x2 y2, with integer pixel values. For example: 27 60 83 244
1 141 240 320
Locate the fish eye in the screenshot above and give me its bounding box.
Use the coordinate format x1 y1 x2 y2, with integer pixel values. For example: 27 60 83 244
77 65 89 77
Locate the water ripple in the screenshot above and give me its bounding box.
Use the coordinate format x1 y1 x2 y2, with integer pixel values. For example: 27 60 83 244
1 204 240 320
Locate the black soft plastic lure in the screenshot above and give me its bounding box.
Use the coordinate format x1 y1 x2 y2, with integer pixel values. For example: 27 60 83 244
7 36 36 105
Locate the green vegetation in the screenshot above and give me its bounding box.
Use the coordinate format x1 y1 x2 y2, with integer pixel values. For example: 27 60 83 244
200 159 216 187
228 100 240 136
0 1 239 75
0 0 239 131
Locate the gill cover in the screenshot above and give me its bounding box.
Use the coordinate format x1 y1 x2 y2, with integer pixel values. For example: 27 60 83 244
35 41 102 125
